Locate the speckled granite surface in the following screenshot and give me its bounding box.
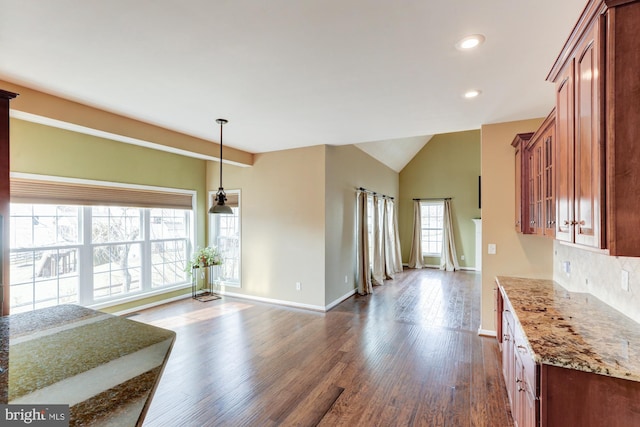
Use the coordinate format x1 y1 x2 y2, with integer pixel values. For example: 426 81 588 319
0 304 175 426
497 276 640 382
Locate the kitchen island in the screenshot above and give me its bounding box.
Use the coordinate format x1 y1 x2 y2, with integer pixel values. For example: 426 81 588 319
0 304 175 426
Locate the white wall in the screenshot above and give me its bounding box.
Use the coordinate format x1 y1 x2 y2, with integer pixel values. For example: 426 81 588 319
554 242 640 324
210 145 326 308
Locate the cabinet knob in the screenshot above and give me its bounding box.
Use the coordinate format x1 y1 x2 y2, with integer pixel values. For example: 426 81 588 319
504 334 510 341
578 220 586 226
564 220 570 226
517 345 528 353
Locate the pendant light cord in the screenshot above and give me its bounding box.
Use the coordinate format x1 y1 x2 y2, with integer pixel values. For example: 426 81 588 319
219 120 223 188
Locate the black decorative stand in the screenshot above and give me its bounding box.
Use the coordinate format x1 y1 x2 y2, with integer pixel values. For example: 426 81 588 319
191 264 221 302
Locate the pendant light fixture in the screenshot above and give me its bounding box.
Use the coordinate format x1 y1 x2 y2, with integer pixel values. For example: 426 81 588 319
209 118 234 214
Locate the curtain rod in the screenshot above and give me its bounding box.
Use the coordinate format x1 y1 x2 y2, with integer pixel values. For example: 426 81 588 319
413 197 452 201
357 187 394 200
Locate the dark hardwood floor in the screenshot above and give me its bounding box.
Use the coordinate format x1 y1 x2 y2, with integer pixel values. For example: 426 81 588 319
136 268 513 427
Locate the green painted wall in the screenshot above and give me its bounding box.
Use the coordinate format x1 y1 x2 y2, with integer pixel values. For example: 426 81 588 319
10 118 207 311
399 130 481 269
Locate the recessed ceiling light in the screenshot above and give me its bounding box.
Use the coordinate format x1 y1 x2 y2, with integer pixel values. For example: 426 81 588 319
464 89 482 99
456 34 486 50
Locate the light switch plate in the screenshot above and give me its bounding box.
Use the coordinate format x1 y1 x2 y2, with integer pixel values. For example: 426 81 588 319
487 243 496 255
622 270 630 292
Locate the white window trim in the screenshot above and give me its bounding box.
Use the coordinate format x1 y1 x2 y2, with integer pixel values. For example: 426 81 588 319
208 189 241 288
9 172 197 310
420 200 444 257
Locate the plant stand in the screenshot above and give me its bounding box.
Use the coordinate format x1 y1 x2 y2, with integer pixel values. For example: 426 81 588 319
191 265 221 302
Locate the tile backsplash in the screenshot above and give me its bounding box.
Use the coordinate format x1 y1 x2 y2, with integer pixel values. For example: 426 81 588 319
553 241 640 324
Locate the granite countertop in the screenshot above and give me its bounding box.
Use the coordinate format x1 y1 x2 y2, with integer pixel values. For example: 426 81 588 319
0 304 175 426
496 276 640 382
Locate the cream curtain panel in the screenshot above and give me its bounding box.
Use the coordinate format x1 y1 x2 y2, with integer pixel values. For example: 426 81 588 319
357 191 373 295
384 198 402 278
391 201 403 273
408 200 424 269
356 190 403 294
440 199 460 272
371 195 385 286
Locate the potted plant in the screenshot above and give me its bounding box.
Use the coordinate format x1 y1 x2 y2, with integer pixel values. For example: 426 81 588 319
186 246 223 275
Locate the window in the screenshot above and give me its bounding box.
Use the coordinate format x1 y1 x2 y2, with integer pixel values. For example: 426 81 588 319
9 204 81 311
366 195 374 267
209 190 241 287
420 201 444 256
10 203 193 313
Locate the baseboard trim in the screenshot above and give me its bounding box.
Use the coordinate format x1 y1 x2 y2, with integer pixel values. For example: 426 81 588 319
219 290 326 312
326 289 357 311
112 287 357 316
477 327 497 338
111 293 191 316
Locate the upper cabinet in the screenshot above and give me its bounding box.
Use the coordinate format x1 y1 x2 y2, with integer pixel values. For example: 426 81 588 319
512 132 534 234
512 111 556 238
527 110 556 238
547 0 640 256
550 9 603 248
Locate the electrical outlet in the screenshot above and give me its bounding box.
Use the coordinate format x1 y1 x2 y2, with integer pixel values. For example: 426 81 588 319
487 244 496 255
344 275 348 284
460 255 465 261
296 282 301 291
562 261 571 275
621 270 630 292
621 339 630 360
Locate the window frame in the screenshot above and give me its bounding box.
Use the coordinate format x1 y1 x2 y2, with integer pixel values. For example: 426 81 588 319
208 189 241 288
9 173 197 312
420 200 445 257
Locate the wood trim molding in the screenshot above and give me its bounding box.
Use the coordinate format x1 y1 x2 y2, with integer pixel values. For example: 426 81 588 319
605 0 639 6
0 80 254 167
547 0 608 82
0 90 18 101
0 89 18 316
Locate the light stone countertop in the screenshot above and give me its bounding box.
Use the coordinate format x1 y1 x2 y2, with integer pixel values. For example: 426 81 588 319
496 276 640 382
0 304 175 426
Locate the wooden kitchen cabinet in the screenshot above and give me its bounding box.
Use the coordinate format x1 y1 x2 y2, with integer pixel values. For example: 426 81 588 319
497 276 640 426
548 0 640 256
0 89 18 316
497 286 538 427
551 14 603 248
511 132 534 234
512 111 555 238
526 110 556 237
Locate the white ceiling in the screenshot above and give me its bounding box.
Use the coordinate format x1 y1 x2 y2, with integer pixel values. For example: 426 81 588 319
356 135 432 173
0 0 585 170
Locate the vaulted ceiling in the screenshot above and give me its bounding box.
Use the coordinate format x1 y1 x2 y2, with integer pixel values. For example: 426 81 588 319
0 0 585 170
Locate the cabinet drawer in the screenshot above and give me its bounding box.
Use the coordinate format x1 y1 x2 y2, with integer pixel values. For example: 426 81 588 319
516 340 537 394
514 324 538 396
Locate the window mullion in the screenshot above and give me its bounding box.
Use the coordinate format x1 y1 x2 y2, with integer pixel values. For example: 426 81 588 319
79 206 93 306
142 209 151 292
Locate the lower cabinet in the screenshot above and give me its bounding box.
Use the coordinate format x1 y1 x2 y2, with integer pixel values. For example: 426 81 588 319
498 288 538 427
497 283 640 426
